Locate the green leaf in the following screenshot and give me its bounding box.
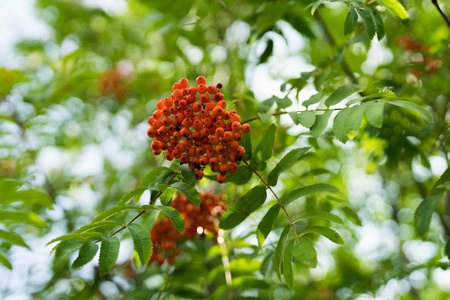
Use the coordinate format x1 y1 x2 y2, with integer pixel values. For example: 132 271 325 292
1 189 53 209
257 204 281 249
302 93 322 107
55 240 83 259
293 211 344 225
258 112 272 123
325 85 361 107
138 167 174 190
260 251 274 276
292 237 317 268
344 7 358 36
300 226 345 245
283 239 294 289
283 183 341 206
255 123 276 161
311 0 326 15
145 205 185 233
0 211 46 227
288 112 300 125
371 8 385 40
267 147 310 186
344 105 366 139
388 100 433 123
159 187 176 206
432 167 450 193
298 111 316 128
0 253 12 269
275 97 293 109
0 230 29 249
310 110 333 137
377 0 410 25
445 239 450 260
226 165 253 185
74 220 124 234
170 182 200 207
180 164 195 186
414 191 445 238
239 131 252 160
118 188 147 206
332 108 350 143
91 206 141 223
274 224 290 281
259 39 273 64
340 205 362 226
219 185 267 230
358 8 376 40
127 224 152 266
99 236 120 276
231 277 270 289
365 102 385 128
72 241 99 268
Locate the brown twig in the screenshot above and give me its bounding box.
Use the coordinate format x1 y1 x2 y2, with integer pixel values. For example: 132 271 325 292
432 0 450 28
241 107 346 124
243 160 298 239
109 169 180 238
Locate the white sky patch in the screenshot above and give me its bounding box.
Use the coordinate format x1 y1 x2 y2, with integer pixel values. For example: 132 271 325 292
361 38 393 75
71 145 104 177
81 0 128 15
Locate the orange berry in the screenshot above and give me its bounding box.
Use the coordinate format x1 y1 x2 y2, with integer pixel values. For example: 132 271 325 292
196 147 206 156
192 102 202 112
207 85 217 94
211 164 220 172
179 77 189 88
153 149 162 155
212 106 224 116
172 82 181 91
165 152 174 161
205 101 216 111
188 86 197 94
228 163 238 173
233 132 243 141
219 154 228 163
214 93 224 101
199 156 209 166
173 89 183 99
223 131 233 142
198 84 207 94
193 119 203 130
200 93 210 103
236 146 245 157
215 127 225 137
241 124 251 133
217 100 227 109
180 154 190 164
210 135 219 145
210 156 219 166
156 101 165 110
153 110 162 119
195 170 204 180
217 174 226 184
196 76 206 85
231 121 241 132
151 140 161 150
206 149 216 157
230 114 240 123
215 144 225 154
219 164 229 173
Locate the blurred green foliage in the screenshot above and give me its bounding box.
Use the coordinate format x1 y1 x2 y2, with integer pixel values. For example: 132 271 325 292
1 0 450 299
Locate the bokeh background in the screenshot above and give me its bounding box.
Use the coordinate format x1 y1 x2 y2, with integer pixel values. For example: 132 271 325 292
1 0 450 299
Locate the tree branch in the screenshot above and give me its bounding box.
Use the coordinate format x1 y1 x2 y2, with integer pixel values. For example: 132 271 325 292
432 0 450 28
243 160 298 239
109 169 180 238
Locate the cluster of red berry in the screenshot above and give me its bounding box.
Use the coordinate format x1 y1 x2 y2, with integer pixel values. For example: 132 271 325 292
147 76 250 184
149 192 226 265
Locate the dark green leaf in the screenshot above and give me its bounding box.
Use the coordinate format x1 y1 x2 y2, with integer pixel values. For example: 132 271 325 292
340 205 362 226
180 164 195 186
283 183 341 206
0 211 46 227
388 100 433 123
258 112 272 123
0 230 30 249
118 188 147 206
275 97 293 109
260 251 274 276
99 236 120 276
219 185 267 230
288 112 300 125
283 239 294 289
414 191 445 238
310 110 333 137
0 253 12 269
239 131 252 160
377 0 410 25
445 239 450 260
55 240 82 259
91 206 141 223
274 224 290 281
226 165 253 185
159 187 176 206
358 8 376 40
432 167 450 193
325 85 362 107
74 220 124 234
257 204 281 248
344 7 358 35
72 241 99 268
344 105 366 139
332 108 350 143
127 224 152 266
365 102 385 128
302 93 322 107
267 147 310 186
293 211 344 225
145 205 185 233
371 8 385 40
292 237 317 268
298 111 316 128
170 182 200 207
300 226 345 245
259 39 273 64
255 123 276 162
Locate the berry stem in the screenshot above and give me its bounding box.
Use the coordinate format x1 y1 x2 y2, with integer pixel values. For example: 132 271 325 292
109 169 180 238
241 107 346 124
242 160 299 239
